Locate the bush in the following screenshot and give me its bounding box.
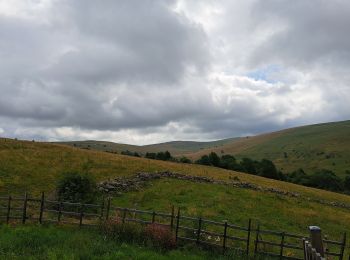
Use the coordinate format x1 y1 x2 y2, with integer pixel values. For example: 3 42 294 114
100 219 146 244
99 220 176 251
144 224 176 250
56 171 97 203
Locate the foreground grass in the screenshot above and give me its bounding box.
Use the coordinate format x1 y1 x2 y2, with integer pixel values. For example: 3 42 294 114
0 225 245 260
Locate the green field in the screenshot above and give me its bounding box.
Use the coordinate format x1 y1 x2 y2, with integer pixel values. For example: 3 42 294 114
0 137 350 258
0 225 240 259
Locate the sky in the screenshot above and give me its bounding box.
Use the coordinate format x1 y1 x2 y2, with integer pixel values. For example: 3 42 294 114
0 0 349 145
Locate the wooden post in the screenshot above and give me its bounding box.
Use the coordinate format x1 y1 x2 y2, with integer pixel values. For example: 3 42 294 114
254 223 260 257
122 208 127 223
279 232 285 260
57 201 62 223
196 217 202 244
79 203 84 227
6 195 11 224
152 211 156 223
39 192 45 224
339 232 346 260
170 205 175 231
175 208 180 243
22 192 28 224
105 198 110 220
302 239 307 260
100 199 105 220
223 221 228 254
309 226 324 257
246 218 252 256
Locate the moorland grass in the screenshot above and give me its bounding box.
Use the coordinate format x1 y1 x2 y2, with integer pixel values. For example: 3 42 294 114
0 224 251 260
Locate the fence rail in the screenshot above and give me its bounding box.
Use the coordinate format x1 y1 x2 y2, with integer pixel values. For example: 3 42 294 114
0 193 347 259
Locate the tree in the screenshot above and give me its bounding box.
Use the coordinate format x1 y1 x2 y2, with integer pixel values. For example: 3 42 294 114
240 158 257 175
208 152 220 167
286 168 310 185
195 155 211 166
256 159 280 180
308 169 343 191
56 172 97 203
220 154 238 170
179 156 192 163
145 152 156 159
344 176 350 191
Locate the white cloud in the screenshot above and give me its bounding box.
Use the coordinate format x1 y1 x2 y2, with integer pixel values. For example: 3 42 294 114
0 0 349 144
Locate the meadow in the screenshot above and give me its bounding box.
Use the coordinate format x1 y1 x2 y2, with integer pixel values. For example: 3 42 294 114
0 138 350 257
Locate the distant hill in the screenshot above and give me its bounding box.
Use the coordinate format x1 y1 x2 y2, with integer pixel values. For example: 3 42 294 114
185 120 350 176
58 137 239 156
59 120 350 177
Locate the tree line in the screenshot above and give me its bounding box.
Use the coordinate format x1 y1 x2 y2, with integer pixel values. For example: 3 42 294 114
120 150 350 193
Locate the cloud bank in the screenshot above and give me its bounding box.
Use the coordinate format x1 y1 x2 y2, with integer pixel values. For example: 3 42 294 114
0 0 349 144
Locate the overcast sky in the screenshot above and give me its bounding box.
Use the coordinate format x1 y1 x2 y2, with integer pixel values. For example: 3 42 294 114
0 0 349 144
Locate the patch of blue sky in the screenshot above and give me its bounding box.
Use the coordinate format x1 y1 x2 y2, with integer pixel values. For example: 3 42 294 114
247 64 282 84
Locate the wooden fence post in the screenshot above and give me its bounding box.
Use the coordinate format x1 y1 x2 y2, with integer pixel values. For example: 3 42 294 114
6 195 11 224
22 192 28 224
152 211 156 223
246 218 252 256
222 221 228 254
175 208 180 243
339 232 346 260
57 201 62 223
122 208 127 224
170 205 175 231
302 238 307 260
309 226 324 257
79 203 84 227
196 217 202 244
279 232 285 260
39 192 45 224
100 199 105 220
105 198 111 220
254 223 260 257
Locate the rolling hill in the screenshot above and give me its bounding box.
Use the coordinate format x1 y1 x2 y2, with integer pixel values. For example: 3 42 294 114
58 138 239 156
185 120 350 176
60 120 350 176
0 137 350 252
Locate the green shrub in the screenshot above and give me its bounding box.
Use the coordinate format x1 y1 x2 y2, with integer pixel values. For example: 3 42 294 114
56 171 97 203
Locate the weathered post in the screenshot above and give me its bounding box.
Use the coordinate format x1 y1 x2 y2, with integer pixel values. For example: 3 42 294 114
22 192 28 224
309 226 324 257
246 218 252 256
279 232 285 260
105 198 111 220
39 192 45 224
6 195 11 224
254 223 260 257
175 208 180 243
196 217 202 244
79 203 84 227
222 221 228 254
170 205 175 231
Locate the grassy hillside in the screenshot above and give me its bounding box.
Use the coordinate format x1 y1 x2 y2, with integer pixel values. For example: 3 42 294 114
58 138 239 156
186 120 350 176
1 137 350 243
